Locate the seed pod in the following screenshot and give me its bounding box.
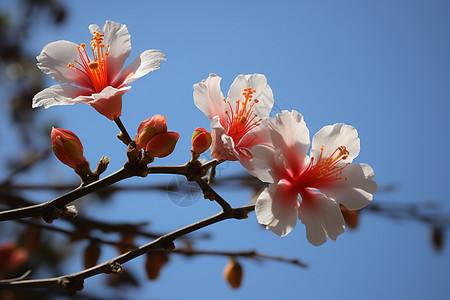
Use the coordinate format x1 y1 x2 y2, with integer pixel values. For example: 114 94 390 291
145 251 169 280
223 258 243 289
84 242 101 269
431 227 444 252
340 205 359 230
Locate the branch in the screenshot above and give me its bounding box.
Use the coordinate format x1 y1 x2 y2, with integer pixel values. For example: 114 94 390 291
0 204 255 292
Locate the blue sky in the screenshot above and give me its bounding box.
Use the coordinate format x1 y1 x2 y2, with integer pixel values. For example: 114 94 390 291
1 0 450 299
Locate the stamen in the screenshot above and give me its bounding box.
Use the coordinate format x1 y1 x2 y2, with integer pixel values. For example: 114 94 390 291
67 31 109 93
223 88 262 143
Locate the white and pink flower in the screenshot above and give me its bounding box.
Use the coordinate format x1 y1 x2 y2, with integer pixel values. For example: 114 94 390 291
193 74 274 163
246 110 377 246
32 20 166 120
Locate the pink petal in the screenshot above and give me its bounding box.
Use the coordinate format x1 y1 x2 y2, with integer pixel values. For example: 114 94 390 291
255 181 299 237
36 40 93 88
268 110 310 174
298 188 345 246
113 49 166 87
210 116 239 161
244 144 277 183
87 86 131 120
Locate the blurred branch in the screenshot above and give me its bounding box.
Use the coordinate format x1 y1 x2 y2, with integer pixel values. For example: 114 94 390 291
0 204 255 293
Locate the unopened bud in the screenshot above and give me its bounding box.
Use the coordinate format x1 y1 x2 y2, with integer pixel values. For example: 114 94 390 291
223 258 243 289
94 156 110 176
134 115 168 150
51 127 91 175
191 127 212 155
145 132 179 158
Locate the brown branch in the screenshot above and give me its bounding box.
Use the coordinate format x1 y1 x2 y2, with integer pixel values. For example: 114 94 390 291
0 204 255 292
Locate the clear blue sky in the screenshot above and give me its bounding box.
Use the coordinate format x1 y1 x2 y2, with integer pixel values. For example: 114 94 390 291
1 1 449 299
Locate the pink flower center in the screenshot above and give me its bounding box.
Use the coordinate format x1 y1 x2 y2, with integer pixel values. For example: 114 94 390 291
223 88 262 143
295 145 350 189
68 31 109 93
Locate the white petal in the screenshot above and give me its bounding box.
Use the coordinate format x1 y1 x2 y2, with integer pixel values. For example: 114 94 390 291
227 74 274 118
298 189 345 246
256 182 299 237
268 110 310 158
193 73 227 122
246 144 277 183
88 24 101 34
210 116 239 161
36 40 93 88
311 123 360 163
32 84 93 108
102 20 132 82
114 49 166 86
320 163 377 210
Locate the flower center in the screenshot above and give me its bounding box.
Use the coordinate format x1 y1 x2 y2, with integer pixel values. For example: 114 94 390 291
223 88 262 143
295 145 350 188
67 31 109 93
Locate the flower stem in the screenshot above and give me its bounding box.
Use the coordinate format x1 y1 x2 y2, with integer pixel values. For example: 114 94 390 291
114 117 132 145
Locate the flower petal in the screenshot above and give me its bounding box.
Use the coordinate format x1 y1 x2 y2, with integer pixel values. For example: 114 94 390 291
311 123 360 163
246 144 277 183
88 86 131 120
193 74 227 122
36 41 93 88
256 181 299 237
268 110 310 175
102 20 132 83
320 163 377 210
227 74 274 118
32 84 93 108
298 188 345 246
113 49 166 87
210 116 239 161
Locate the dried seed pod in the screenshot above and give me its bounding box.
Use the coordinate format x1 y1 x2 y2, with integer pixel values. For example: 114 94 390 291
223 258 243 289
145 251 169 280
431 227 444 252
340 205 359 230
84 242 101 269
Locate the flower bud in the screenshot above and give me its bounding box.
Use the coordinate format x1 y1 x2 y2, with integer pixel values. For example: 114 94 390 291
340 206 359 230
145 132 179 158
51 128 90 173
191 127 212 155
134 115 168 150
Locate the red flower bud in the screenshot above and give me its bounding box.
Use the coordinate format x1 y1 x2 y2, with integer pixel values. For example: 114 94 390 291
134 115 168 150
191 127 212 155
145 132 179 158
51 128 89 172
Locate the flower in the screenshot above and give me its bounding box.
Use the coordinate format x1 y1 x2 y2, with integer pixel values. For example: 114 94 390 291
32 20 166 120
193 73 274 162
246 110 377 246
51 127 90 175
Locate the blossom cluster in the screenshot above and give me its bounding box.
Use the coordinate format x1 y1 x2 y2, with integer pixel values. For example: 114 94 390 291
34 20 376 246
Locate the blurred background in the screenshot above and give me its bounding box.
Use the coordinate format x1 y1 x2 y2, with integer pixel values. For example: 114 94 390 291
0 0 449 299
